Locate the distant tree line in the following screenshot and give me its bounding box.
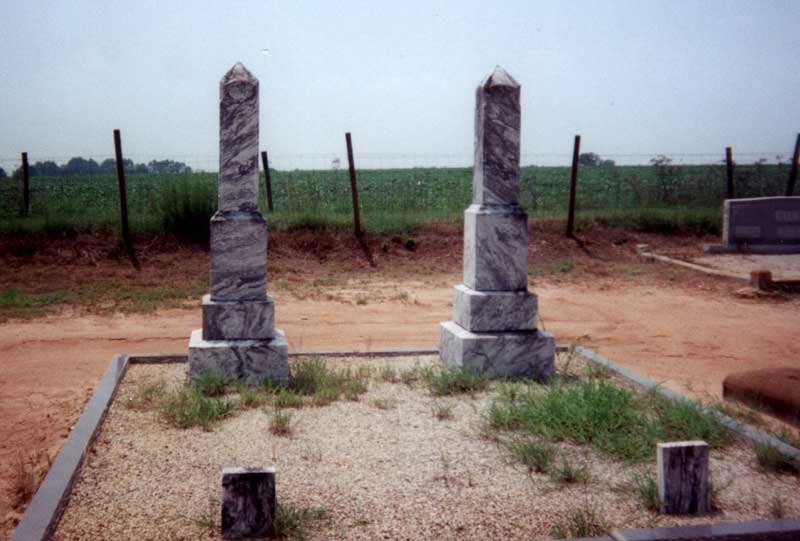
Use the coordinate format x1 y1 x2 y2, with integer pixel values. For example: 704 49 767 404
578 153 615 167
3 157 192 179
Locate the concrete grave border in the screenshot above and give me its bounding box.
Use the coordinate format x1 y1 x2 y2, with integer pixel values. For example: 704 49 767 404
11 346 800 541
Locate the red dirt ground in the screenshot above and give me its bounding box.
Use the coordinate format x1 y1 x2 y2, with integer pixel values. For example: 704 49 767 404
1 223 799 535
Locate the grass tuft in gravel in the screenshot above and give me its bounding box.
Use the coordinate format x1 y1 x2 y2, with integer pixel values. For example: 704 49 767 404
631 471 661 512
159 387 236 430
269 408 294 437
506 439 554 474
753 442 800 475
422 366 489 396
432 400 455 420
550 507 610 539
126 379 166 410
273 502 328 541
378 365 399 383
193 371 226 397
770 495 786 519
288 358 369 405
275 390 305 409
371 397 398 410
235 383 268 409
548 458 590 485
487 379 731 462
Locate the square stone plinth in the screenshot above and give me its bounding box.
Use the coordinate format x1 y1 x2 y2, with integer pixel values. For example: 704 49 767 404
464 204 528 291
440 321 554 380
453 284 537 332
202 294 274 341
189 329 288 385
210 210 267 302
221 466 276 539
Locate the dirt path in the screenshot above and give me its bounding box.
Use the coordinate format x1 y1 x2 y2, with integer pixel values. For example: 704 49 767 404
2 226 800 535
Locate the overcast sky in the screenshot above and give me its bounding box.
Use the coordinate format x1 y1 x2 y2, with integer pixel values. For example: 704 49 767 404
1 1 799 170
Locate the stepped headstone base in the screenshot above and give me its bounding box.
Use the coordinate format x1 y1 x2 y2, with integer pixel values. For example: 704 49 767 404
452 284 537 332
202 294 274 340
440 321 554 380
189 329 288 385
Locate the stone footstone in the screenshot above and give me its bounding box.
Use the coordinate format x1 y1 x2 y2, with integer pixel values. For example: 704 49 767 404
210 210 267 302
657 441 710 515
440 321 554 380
464 204 528 291
202 294 274 341
189 329 288 385
221 467 276 539
452 284 537 332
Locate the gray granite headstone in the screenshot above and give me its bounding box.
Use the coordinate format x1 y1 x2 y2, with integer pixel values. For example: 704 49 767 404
439 67 554 379
188 63 289 385
221 467 276 539
706 196 800 254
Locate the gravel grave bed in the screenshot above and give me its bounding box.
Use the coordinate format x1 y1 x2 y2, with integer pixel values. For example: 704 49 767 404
53 354 800 541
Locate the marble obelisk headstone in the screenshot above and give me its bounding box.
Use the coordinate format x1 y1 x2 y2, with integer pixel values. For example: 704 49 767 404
188 63 289 385
440 67 554 379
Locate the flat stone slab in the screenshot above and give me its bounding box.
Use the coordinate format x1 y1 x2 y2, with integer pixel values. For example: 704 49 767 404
452 284 537 332
723 367 800 426
188 329 288 385
718 196 800 251
439 321 554 380
202 294 274 341
463 204 528 291
210 210 267 302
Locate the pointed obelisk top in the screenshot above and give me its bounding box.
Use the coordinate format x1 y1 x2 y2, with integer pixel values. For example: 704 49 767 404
480 66 520 90
222 62 257 84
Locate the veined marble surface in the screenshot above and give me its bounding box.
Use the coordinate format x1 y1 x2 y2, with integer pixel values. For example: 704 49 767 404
472 66 521 206
440 321 554 380
188 328 289 385
210 210 267 301
202 294 274 340
219 63 260 212
463 204 528 291
452 284 537 332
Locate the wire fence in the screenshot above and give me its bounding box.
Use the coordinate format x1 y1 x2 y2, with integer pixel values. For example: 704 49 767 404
0 150 796 235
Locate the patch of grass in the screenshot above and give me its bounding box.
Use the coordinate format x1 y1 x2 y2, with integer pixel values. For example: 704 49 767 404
753 442 800 475
235 384 267 409
287 358 369 406
371 397 399 410
551 259 574 273
159 387 236 430
486 379 731 462
0 288 75 317
194 371 226 397
422 366 489 396
506 439 554 474
631 471 661 512
551 507 610 539
311 387 340 407
548 458 590 485
399 366 422 385
378 365 398 383
274 390 305 409
269 408 294 437
273 502 328 541
126 379 166 410
159 177 215 242
432 400 455 421
769 495 786 519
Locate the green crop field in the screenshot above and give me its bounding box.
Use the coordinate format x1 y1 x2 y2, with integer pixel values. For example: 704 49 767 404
0 163 793 237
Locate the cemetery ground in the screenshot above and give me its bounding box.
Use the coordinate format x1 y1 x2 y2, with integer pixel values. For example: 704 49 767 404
1 221 799 538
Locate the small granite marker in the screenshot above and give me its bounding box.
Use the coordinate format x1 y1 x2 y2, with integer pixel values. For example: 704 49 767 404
221 467 276 539
439 67 555 379
188 63 289 384
657 441 710 515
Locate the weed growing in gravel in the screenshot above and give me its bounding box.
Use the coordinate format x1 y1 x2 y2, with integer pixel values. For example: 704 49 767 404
422 366 489 396
399 365 422 385
274 390 305 409
269 408 294 437
126 379 166 410
432 400 455 420
194 371 226 397
549 458 590 485
288 358 369 405
486 379 731 462
753 442 800 475
770 495 786 519
235 383 268 409
378 365 399 383
506 439 554 473
631 471 660 512
371 397 398 410
273 502 328 541
550 507 610 539
159 387 236 430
